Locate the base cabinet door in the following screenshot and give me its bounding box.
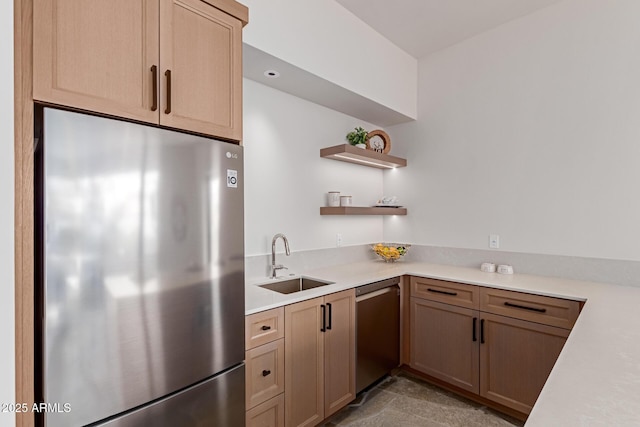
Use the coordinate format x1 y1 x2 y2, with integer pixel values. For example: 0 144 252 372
479 313 569 414
410 297 479 394
324 290 356 418
284 290 356 427
285 298 324 427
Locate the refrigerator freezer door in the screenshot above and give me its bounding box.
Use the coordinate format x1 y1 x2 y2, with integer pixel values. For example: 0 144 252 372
41 108 244 427
99 364 245 427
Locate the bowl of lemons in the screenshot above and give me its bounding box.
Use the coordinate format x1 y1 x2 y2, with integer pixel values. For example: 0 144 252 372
372 243 411 262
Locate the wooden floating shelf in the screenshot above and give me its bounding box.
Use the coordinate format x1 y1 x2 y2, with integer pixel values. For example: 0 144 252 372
320 144 407 169
320 207 407 216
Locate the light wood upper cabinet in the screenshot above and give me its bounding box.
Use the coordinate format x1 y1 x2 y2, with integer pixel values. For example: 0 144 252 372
34 0 160 124
34 0 245 141
159 0 242 140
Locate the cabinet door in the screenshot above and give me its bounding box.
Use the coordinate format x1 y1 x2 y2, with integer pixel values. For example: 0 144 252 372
34 0 160 123
480 313 569 414
324 289 356 418
410 298 479 394
285 298 324 427
160 0 243 140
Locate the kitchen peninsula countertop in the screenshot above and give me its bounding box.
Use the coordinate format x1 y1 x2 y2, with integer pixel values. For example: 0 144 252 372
245 260 640 426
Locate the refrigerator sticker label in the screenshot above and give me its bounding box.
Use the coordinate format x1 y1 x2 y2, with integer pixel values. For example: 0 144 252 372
227 169 238 188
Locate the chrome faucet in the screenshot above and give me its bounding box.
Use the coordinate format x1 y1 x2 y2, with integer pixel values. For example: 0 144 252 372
271 233 291 278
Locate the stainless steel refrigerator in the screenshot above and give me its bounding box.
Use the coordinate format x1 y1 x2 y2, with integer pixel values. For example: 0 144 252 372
35 107 245 426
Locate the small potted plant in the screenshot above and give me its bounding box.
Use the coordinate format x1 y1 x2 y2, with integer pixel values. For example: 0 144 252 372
346 127 368 149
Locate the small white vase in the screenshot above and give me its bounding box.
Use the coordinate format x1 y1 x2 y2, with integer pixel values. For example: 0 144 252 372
355 143 367 149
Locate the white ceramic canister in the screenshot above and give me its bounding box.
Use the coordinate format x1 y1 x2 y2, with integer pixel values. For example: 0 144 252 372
340 196 353 207
327 191 340 207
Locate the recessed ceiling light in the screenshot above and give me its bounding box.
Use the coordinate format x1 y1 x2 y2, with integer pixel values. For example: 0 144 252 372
263 70 280 78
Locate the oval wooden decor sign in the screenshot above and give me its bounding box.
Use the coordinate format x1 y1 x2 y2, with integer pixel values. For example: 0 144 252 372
366 130 391 154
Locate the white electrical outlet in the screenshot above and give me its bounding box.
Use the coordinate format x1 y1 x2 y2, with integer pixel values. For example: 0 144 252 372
336 233 342 247
489 234 500 249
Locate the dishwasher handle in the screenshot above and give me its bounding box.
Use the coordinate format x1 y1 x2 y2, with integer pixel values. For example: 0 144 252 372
355 277 401 297
356 285 399 302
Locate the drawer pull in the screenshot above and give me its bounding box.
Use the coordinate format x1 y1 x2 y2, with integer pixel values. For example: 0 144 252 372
262 370 271 377
427 288 458 296
480 319 485 344
504 301 547 313
321 304 326 332
260 325 271 331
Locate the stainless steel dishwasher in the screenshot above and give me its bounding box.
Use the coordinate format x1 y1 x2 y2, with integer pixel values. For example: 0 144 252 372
356 277 401 393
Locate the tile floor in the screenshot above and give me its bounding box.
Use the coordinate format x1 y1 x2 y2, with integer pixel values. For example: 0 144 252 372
322 372 525 427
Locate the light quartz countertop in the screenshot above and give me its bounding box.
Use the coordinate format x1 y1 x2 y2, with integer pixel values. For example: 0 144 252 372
245 260 640 426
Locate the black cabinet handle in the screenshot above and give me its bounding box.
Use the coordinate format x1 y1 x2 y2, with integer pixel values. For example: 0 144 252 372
480 319 485 344
262 370 271 377
504 301 547 313
321 304 326 332
150 65 158 111
326 303 332 330
260 325 271 331
472 317 477 342
164 69 172 114
427 288 458 296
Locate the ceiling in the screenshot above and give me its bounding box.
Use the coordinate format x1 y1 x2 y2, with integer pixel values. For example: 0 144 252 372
335 0 564 58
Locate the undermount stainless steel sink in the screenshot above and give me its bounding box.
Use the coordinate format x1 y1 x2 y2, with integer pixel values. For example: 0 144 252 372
259 277 334 294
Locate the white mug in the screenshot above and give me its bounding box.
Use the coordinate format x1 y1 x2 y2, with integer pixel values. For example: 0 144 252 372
327 191 340 207
497 264 514 275
340 196 352 207
480 263 496 273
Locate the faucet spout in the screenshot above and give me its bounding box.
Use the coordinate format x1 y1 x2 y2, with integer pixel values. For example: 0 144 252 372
271 233 291 278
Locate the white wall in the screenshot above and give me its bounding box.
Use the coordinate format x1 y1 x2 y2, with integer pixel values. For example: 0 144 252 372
244 79 384 255
242 0 417 120
385 0 640 261
0 0 15 426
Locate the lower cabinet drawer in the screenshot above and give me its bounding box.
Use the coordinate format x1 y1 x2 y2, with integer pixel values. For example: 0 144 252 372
246 339 285 409
480 287 580 329
246 307 285 350
246 394 285 427
411 276 479 310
